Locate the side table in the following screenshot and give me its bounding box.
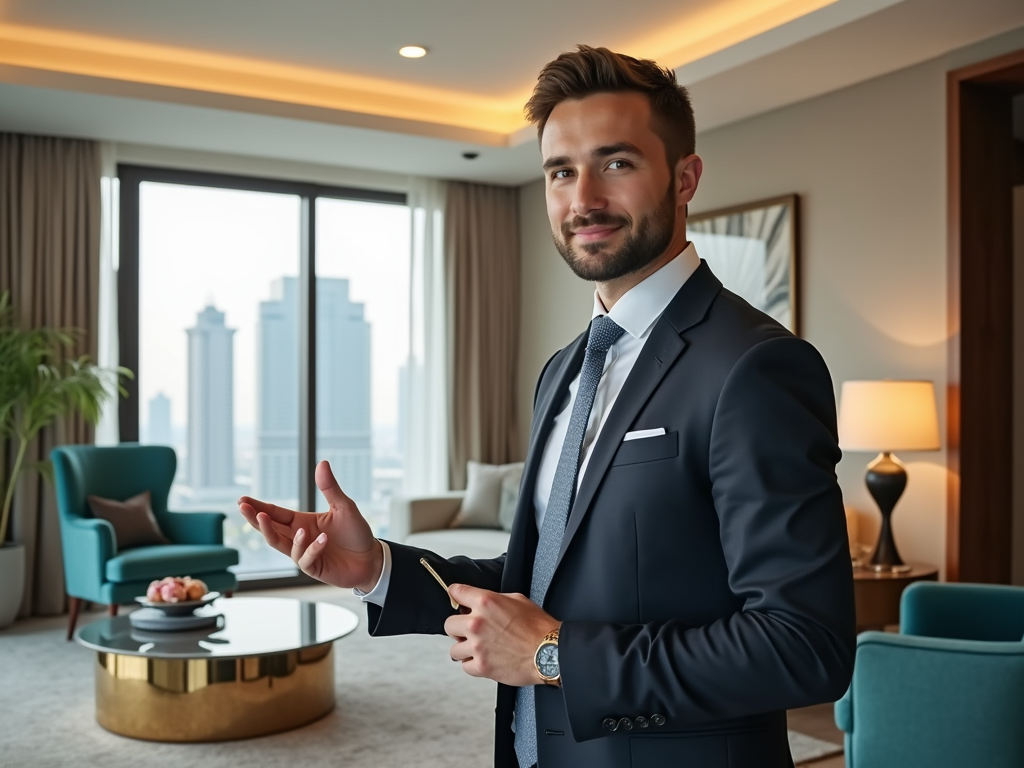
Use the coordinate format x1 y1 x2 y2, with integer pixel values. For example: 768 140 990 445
853 563 938 632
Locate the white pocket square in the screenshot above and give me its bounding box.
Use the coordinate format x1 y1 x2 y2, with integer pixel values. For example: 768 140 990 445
623 428 667 442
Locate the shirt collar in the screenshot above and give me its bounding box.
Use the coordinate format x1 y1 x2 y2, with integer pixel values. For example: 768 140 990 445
591 242 701 339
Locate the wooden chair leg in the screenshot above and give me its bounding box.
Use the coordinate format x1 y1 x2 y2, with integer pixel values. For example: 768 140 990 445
225 591 233 598
67 597 82 641
108 603 118 617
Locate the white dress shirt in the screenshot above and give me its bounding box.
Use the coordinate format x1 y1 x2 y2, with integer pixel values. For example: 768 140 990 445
358 243 701 605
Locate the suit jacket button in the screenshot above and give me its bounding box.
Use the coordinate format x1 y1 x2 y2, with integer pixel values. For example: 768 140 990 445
602 718 618 732
635 716 649 729
651 714 666 726
618 717 634 731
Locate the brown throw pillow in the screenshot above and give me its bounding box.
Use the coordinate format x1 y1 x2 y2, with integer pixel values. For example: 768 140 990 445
86 490 170 551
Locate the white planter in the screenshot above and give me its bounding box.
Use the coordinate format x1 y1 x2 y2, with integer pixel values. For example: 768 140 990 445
0 543 25 629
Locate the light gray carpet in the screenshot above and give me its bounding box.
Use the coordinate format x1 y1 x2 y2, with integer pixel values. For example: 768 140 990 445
0 585 842 767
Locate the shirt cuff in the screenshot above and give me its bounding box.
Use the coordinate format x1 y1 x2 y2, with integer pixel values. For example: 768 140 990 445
352 539 391 606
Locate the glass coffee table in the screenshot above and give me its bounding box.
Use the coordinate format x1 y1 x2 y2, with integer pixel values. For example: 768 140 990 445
75 596 358 742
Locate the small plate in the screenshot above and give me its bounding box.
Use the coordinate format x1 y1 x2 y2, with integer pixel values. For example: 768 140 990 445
134 591 221 617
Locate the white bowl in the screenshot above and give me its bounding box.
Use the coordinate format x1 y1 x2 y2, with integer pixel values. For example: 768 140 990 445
133 591 221 617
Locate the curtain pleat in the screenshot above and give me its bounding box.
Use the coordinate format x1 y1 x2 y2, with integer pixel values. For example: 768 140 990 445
444 181 521 490
0 133 101 616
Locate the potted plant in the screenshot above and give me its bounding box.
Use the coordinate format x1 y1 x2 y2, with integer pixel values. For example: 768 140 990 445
0 291 129 629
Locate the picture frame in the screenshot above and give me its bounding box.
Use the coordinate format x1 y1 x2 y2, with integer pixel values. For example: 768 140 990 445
688 194 800 335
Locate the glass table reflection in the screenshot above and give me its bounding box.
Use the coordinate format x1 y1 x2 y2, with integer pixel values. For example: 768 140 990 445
77 596 358 658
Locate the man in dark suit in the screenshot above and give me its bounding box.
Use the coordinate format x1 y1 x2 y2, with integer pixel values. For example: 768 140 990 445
240 45 855 768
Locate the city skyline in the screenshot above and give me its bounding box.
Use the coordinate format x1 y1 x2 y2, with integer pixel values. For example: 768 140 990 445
138 183 410 433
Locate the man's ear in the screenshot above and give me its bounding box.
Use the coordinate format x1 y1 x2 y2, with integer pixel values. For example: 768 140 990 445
675 154 702 206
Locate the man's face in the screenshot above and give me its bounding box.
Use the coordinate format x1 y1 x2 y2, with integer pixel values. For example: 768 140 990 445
541 92 682 282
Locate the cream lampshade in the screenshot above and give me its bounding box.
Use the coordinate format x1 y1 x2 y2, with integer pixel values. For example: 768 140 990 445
837 380 940 572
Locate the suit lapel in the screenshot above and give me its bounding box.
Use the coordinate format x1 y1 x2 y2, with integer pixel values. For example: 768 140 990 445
502 331 587 594
553 261 724 572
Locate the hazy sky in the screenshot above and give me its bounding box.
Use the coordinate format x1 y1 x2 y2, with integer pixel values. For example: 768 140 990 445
139 182 410 430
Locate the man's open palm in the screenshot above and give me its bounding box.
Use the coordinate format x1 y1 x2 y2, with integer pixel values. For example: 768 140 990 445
238 460 383 593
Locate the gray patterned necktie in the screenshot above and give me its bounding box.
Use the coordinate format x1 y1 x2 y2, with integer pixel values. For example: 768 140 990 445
514 315 625 768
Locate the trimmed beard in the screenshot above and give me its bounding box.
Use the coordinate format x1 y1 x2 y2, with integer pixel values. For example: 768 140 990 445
554 184 676 282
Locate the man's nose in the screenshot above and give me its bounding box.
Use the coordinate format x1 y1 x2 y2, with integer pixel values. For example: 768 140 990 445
571 169 606 216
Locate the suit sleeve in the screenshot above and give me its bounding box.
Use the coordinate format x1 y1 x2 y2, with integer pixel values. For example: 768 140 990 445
366 543 505 636
558 335 856 740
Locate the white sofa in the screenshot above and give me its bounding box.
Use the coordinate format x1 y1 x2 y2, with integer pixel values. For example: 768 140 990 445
389 492 511 560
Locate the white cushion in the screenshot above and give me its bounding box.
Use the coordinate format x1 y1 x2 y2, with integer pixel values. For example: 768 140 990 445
405 529 511 560
450 460 525 529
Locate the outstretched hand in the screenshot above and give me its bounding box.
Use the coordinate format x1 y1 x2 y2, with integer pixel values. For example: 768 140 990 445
238 460 383 593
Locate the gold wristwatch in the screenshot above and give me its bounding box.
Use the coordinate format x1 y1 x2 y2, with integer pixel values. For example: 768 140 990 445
534 628 561 687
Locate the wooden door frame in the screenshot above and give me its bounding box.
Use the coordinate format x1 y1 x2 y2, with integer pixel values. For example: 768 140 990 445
946 48 1024 582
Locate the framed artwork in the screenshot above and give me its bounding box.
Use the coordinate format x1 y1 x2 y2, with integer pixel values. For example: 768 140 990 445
688 194 800 334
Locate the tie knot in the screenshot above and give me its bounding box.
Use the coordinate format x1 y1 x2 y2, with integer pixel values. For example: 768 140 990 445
588 315 625 355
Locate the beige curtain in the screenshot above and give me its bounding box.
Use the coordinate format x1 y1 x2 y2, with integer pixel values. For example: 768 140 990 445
0 133 102 616
445 181 521 490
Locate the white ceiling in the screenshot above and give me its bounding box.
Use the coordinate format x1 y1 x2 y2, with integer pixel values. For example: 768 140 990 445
0 0 1022 186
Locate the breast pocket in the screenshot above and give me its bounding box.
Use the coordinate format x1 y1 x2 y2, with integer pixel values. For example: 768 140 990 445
611 431 678 467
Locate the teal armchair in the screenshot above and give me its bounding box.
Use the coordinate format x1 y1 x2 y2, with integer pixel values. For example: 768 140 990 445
835 582 1024 767
52 443 239 639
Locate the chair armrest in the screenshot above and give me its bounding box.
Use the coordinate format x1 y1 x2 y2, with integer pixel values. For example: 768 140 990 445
63 518 116 601
389 492 465 541
834 687 852 733
901 582 1024 640
162 511 226 545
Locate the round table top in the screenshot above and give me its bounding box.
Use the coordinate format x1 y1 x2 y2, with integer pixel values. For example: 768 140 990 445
75 596 359 659
853 563 939 581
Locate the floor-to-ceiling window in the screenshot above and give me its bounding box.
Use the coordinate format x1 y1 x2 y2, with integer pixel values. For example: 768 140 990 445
119 166 408 581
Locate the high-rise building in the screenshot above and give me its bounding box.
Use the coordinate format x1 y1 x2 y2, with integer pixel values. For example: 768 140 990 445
254 277 372 504
147 392 172 446
186 305 236 489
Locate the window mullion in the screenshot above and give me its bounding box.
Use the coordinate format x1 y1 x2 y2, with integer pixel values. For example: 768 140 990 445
298 195 317 513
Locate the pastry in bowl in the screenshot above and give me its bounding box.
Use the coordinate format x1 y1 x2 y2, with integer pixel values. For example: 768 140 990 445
145 576 208 604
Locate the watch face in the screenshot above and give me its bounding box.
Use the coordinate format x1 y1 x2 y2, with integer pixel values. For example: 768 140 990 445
537 643 559 678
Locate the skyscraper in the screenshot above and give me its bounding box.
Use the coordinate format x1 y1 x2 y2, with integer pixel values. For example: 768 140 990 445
255 277 372 503
186 305 236 489
147 392 172 446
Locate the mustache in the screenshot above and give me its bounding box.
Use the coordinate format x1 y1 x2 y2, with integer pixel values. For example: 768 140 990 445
561 213 630 239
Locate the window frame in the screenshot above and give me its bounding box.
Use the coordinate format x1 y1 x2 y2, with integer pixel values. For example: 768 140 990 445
117 164 407 585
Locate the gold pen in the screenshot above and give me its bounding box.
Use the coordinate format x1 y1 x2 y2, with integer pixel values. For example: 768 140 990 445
419 557 461 610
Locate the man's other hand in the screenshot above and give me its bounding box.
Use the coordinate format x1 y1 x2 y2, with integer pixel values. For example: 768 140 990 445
238 460 383 593
445 584 560 687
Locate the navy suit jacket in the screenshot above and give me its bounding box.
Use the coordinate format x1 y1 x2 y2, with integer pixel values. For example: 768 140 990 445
368 261 856 767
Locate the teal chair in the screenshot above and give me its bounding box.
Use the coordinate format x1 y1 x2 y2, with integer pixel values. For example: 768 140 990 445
835 582 1024 767
52 443 239 639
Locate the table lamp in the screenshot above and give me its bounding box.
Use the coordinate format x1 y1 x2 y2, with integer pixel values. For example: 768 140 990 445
837 380 940 573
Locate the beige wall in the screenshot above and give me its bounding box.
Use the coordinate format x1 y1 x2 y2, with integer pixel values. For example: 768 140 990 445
516 25 1024 581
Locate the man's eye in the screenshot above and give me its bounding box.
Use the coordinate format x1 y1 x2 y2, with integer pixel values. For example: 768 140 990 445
551 169 573 180
608 159 631 170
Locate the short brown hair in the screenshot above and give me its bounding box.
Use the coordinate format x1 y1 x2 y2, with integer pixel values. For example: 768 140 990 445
525 45 695 164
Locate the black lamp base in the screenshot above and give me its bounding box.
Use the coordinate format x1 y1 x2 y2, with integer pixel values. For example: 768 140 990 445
865 452 911 573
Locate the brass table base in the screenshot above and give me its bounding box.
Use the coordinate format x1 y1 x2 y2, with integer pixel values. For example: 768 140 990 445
94 643 335 742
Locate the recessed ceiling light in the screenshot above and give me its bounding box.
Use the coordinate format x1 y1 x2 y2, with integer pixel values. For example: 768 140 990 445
399 45 428 59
